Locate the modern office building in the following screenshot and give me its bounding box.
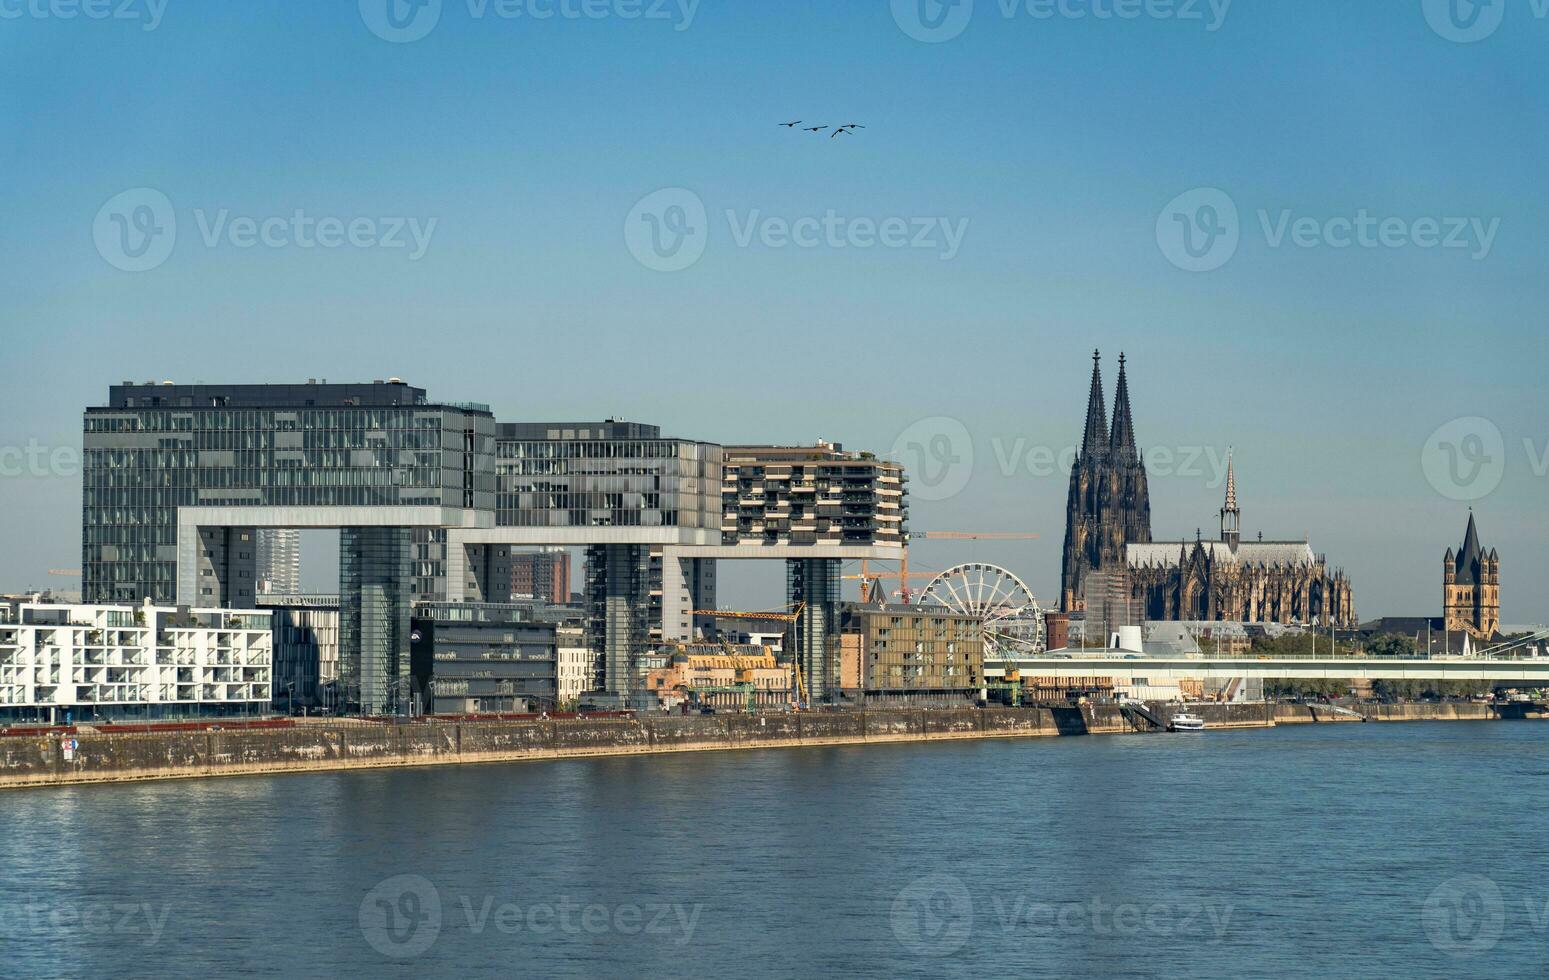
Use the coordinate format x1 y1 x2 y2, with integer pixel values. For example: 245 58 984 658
255 529 302 594
409 602 563 714
83 380 495 714
0 599 271 722
82 388 908 713
260 594 340 710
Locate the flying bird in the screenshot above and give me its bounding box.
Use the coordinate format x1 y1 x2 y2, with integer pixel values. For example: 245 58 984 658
803 125 829 133
779 120 801 128
830 128 851 139
837 124 866 130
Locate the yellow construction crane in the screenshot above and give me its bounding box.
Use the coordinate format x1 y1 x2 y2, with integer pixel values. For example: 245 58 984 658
692 604 811 709
910 532 1041 541
857 532 1041 604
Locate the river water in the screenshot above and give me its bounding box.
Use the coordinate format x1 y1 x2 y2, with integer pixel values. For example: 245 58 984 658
2 721 1546 978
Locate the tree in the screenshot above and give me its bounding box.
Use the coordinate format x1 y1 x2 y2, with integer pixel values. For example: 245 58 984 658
1365 633 1417 660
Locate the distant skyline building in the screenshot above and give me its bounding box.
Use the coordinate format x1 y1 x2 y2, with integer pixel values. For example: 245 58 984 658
255 529 302 594
1444 511 1500 639
510 549 570 604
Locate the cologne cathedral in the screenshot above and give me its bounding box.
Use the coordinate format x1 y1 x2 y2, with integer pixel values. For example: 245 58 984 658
1060 352 1355 628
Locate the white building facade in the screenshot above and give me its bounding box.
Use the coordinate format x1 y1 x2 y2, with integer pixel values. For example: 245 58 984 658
556 626 590 706
0 600 272 722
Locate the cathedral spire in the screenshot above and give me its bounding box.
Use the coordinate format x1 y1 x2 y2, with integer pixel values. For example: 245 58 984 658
1220 449 1240 549
1081 349 1108 458
1110 352 1138 462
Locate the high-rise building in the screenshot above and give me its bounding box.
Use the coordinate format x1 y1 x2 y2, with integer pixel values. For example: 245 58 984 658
255 529 302 594
510 549 570 603
1060 352 1152 612
1444 511 1500 639
83 380 495 714
82 390 908 713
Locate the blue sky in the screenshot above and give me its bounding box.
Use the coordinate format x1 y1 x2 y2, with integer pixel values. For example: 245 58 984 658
1 1 1546 621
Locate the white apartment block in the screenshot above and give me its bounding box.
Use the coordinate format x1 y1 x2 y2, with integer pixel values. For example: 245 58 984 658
0 600 272 721
556 626 591 706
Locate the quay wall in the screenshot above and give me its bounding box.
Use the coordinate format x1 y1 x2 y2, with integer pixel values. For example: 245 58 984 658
0 700 1537 790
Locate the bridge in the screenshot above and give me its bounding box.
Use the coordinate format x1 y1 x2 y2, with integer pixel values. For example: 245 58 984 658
991 655 1549 683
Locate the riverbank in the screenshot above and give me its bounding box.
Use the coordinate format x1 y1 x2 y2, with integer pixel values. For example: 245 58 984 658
3 700 1545 790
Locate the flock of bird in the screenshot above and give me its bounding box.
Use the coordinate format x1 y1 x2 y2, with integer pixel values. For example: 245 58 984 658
779 120 865 139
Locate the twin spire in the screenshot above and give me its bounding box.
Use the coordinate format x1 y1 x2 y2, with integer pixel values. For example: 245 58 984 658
1080 350 1140 461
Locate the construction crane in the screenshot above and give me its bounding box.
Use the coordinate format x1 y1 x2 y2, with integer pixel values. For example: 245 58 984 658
845 564 938 604
860 532 1041 604
691 604 811 709
910 532 1040 541
48 569 81 577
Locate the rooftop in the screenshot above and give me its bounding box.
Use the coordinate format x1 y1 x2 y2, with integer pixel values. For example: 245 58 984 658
95 380 491 414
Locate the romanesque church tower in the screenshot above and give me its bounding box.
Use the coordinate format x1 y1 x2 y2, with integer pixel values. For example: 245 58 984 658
1060 352 1151 611
1444 511 1500 638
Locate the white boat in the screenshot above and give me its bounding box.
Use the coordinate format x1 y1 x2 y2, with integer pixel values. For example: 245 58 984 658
1169 711 1205 732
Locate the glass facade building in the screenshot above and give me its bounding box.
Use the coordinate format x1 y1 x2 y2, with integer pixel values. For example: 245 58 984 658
82 381 495 714
80 389 907 713
494 421 721 530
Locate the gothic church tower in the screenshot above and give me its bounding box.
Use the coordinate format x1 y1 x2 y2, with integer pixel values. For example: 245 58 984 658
1060 352 1152 611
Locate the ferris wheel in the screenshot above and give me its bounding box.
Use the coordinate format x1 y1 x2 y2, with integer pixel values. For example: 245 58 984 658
917 562 1046 657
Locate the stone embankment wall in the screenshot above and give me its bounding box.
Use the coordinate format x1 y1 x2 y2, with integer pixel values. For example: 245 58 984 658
1 700 1536 790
